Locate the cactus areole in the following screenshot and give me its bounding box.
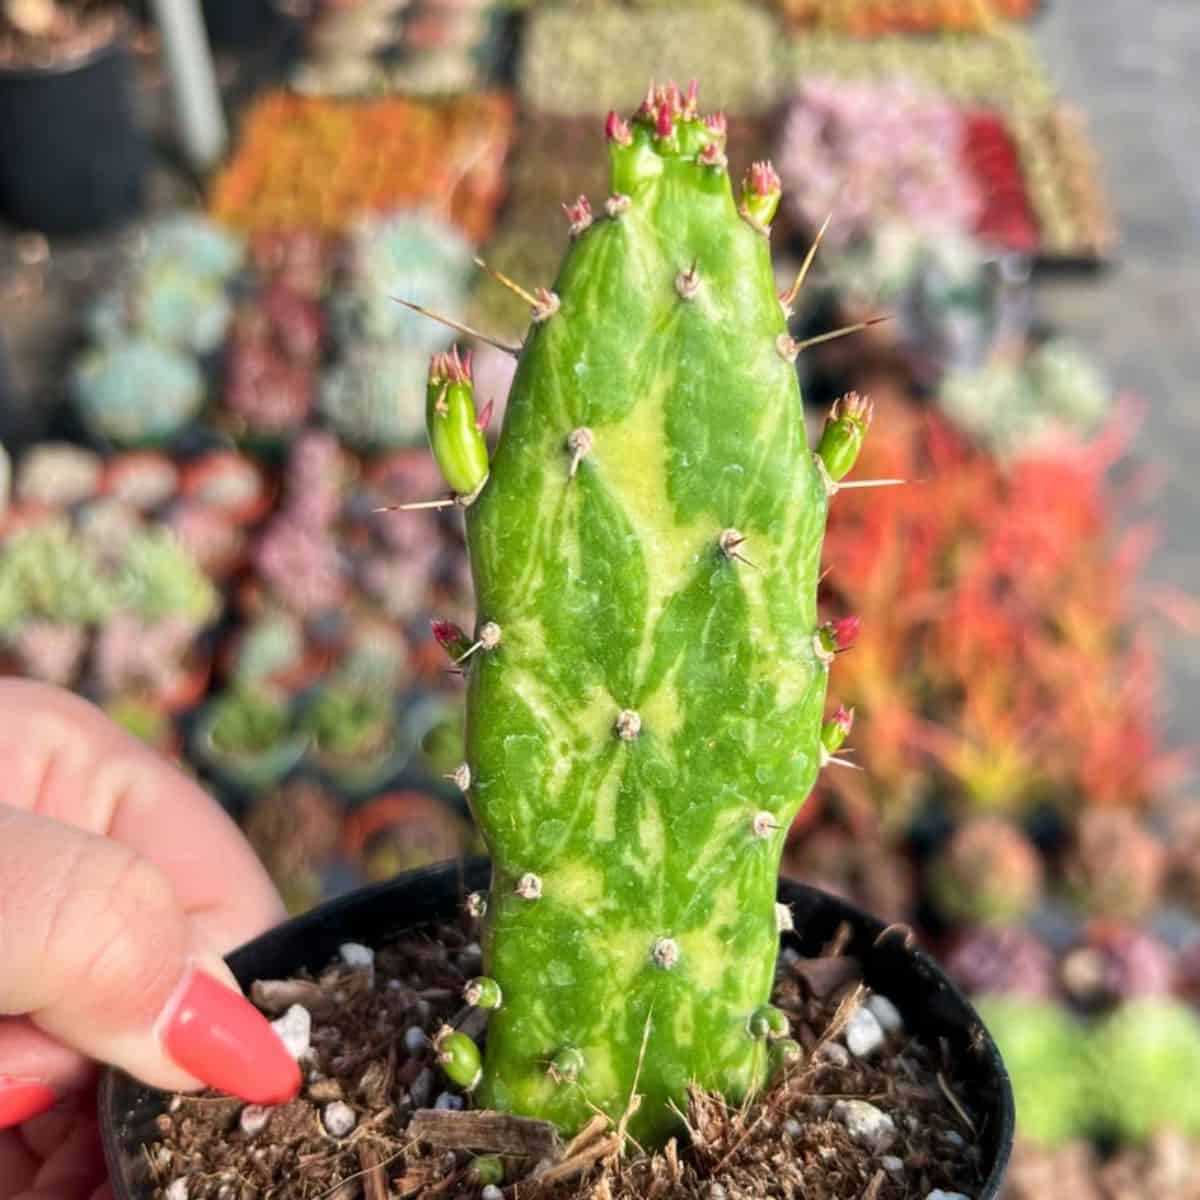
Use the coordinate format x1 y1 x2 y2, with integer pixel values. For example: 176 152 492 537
420 84 867 1147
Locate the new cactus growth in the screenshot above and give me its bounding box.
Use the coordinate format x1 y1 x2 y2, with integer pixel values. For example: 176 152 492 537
414 84 870 1146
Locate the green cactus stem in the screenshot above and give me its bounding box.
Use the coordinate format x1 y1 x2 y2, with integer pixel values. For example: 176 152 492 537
418 83 859 1147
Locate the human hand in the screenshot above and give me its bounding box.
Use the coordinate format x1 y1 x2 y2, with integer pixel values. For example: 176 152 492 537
0 681 302 1200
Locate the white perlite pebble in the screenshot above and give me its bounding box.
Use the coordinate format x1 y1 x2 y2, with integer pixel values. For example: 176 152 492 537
435 1092 465 1111
404 1026 429 1054
339 943 375 971
844 1005 886 1058
926 1192 972 1200
866 993 904 1035
832 1099 897 1154
817 1041 850 1068
239 1105 271 1136
881 1155 905 1175
481 1188 504 1200
165 1181 189 1200
270 1004 312 1060
322 1101 357 1137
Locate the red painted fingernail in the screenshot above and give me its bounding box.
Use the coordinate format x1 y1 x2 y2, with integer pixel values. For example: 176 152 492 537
0 1077 56 1129
161 968 301 1105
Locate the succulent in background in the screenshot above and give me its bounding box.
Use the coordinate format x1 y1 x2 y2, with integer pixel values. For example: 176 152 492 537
254 517 346 617
927 815 1043 925
776 78 980 244
71 336 205 447
8 620 87 687
1059 922 1176 1012
75 498 144 565
93 614 197 702
330 213 474 353
205 687 295 758
518 4 782 117
336 618 412 693
222 309 315 439
0 520 115 630
939 338 1112 460
84 214 242 354
975 995 1094 1148
1064 808 1166 921
1090 1000 1200 1144
1164 800 1200 913
229 611 308 688
281 430 344 532
302 683 395 762
944 924 1058 1001
15 442 102 508
85 266 233 357
820 400 1166 828
141 212 245 282
117 529 220 629
319 343 432 450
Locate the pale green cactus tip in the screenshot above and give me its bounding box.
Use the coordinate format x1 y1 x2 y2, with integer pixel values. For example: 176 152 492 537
407 82 876 1147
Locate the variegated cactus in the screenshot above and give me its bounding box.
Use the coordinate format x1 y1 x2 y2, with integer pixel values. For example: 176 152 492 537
416 83 871 1146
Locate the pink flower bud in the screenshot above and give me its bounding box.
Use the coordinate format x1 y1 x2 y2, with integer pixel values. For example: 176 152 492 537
605 111 632 146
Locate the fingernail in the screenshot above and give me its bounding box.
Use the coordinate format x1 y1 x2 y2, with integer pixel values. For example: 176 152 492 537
0 1077 57 1129
160 968 301 1105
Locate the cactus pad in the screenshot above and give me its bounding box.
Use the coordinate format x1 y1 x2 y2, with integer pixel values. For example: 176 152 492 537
425 85 855 1146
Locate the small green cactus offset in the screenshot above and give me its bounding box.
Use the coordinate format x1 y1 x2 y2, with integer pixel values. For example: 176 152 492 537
418 84 868 1146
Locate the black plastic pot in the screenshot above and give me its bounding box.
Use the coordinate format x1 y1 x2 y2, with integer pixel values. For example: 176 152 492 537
200 0 289 50
99 860 1014 1198
0 35 147 236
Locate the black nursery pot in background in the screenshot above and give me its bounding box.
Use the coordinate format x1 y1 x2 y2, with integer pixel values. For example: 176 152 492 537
200 0 289 50
99 861 1015 1199
0 34 147 236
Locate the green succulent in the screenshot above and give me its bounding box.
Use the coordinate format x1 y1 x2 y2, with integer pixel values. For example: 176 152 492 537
208 689 294 757
976 995 1094 1148
303 685 394 760
117 529 220 628
0 520 116 631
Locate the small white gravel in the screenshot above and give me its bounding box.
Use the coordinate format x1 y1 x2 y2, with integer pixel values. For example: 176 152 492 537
338 943 374 971
816 1041 850 1068
843 1005 886 1058
881 1155 905 1175
481 1188 504 1200
866 993 904 1035
832 1099 897 1154
435 1092 465 1110
321 1101 357 1138
238 1105 271 1137
941 1129 966 1148
404 1026 429 1054
165 1180 189 1200
270 1004 312 1060
926 1192 972 1200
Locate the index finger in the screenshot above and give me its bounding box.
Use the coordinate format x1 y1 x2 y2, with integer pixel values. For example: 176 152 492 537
0 680 283 954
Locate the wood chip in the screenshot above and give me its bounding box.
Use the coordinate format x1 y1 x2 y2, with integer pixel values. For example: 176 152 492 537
407 1108 563 1159
788 956 861 999
250 978 336 1017
357 1144 388 1200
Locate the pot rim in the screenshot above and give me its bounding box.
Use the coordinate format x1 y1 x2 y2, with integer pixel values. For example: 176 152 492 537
98 858 1014 1198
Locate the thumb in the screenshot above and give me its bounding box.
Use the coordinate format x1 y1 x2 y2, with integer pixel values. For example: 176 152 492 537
0 806 300 1106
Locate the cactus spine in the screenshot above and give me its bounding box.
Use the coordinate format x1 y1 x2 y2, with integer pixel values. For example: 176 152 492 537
421 84 864 1147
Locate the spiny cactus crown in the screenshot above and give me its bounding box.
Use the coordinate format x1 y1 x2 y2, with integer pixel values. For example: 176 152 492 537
417 81 871 1146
